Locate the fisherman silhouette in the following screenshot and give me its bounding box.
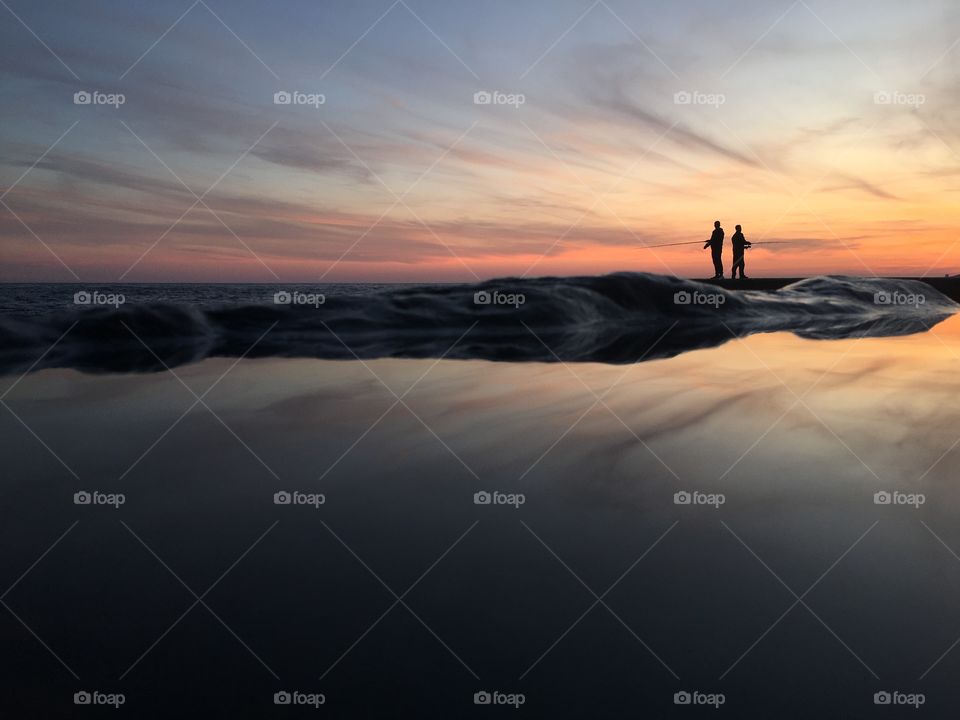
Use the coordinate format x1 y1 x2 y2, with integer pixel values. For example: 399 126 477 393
703 221 724 279
730 224 752 279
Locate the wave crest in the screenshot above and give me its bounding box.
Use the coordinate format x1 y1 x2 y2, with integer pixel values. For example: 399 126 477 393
0 274 954 373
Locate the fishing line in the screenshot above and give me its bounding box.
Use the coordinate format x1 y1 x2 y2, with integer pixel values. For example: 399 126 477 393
638 240 800 250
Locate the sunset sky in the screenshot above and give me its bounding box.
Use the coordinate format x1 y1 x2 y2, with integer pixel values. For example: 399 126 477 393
1 0 959 282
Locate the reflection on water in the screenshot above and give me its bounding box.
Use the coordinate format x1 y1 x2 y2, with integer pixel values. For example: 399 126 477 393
3 319 960 717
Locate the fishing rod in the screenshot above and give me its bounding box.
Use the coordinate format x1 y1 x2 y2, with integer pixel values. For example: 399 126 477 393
638 240 799 250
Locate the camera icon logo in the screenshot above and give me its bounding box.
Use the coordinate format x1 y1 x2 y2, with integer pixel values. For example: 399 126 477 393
74 291 91 305
473 91 492 105
274 691 291 705
674 691 691 705
274 491 292 505
74 91 92 105
74 691 92 705
74 491 92 505
874 291 891 305
474 291 491 305
674 491 691 505
874 491 891 505
274 91 292 105
474 491 491 505
474 691 492 704
874 691 891 705
674 291 691 305
874 91 892 105
274 290 292 304
674 91 692 105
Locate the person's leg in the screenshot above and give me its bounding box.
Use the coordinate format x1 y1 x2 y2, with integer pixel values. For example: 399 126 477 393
712 248 723 277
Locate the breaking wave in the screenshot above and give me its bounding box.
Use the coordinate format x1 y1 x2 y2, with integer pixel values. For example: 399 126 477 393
0 274 954 374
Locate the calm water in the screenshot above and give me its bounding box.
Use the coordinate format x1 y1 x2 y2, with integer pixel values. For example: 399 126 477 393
2 305 960 717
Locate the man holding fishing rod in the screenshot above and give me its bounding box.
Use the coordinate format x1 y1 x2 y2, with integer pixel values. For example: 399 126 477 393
730 224 752 279
703 220 724 279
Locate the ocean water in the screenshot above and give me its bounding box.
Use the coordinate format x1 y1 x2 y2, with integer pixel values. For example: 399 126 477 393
0 275 952 373
1 277 959 717
0 282 409 317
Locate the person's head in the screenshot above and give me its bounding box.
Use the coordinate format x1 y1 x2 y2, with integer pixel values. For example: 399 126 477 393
735 224 741 231
714 220 721 228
